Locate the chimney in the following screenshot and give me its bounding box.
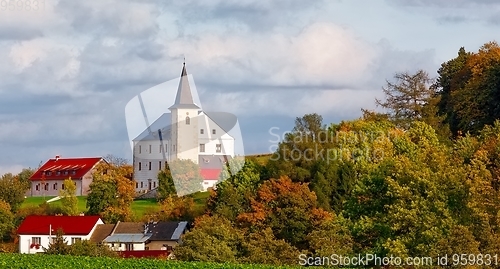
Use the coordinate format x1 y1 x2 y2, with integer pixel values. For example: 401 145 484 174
55 155 60 161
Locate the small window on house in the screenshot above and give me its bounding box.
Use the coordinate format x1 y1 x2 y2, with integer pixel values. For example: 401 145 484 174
71 170 76 175
62 183 65 190
63 171 68 176
141 182 143 188
216 144 222 153
200 129 204 134
47 171 52 176
173 145 176 152
32 237 41 245
139 145 142 154
71 238 81 244
212 129 216 135
200 144 205 152
148 162 152 170
56 171 61 176
135 182 138 188
44 184 48 191
53 183 57 190
186 116 190 125
139 162 142 171
165 144 168 152
35 184 39 191
159 161 162 170
149 145 151 153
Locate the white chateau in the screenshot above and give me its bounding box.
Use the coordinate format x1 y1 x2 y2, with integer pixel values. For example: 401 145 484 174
132 63 235 192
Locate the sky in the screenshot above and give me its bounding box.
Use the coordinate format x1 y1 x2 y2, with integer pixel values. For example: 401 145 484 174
0 0 499 174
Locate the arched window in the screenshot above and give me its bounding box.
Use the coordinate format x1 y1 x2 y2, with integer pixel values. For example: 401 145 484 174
185 116 190 125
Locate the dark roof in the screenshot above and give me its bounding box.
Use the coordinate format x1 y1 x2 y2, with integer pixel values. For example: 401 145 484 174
30 157 103 181
90 224 115 243
133 113 172 142
147 221 188 241
199 155 230 169
169 63 199 110
17 215 102 235
114 222 144 234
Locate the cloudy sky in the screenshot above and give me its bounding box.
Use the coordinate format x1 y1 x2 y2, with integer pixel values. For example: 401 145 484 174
0 0 499 174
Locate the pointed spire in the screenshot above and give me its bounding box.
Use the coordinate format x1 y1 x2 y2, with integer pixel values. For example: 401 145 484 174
169 61 200 110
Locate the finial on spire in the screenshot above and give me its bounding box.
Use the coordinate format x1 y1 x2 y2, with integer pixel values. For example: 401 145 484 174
183 57 186 66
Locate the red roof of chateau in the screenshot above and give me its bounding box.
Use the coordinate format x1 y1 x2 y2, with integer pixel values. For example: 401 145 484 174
200 169 221 180
30 157 103 181
17 215 102 235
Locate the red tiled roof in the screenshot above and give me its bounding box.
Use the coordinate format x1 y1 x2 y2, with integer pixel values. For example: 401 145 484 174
200 169 221 180
30 157 103 181
17 215 102 235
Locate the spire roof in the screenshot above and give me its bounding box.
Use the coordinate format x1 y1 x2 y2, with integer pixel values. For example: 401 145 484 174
169 62 200 110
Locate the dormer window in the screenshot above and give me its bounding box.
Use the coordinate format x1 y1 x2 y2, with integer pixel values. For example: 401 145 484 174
63 171 68 176
71 170 76 175
186 116 190 125
56 171 61 176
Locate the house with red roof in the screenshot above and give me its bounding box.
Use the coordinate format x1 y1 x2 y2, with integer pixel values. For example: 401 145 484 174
28 156 104 197
17 215 104 254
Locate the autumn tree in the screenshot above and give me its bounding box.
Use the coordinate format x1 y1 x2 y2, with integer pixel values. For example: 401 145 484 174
0 200 14 242
59 178 79 216
87 162 135 222
237 176 332 249
168 159 204 196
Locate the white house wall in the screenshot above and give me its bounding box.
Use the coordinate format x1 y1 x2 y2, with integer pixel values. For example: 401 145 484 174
19 234 91 254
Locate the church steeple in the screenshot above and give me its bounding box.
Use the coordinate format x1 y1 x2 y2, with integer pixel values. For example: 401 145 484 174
169 61 200 110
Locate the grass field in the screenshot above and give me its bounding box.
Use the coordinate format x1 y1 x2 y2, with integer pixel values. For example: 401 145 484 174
20 191 209 218
0 254 304 269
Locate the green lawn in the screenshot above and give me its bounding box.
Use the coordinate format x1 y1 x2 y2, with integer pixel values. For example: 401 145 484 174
20 192 209 219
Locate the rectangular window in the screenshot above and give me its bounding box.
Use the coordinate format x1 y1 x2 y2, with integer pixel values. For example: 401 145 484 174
216 144 222 153
149 162 152 170
212 129 216 135
149 145 152 153
44 184 48 191
71 170 76 175
165 144 168 152
71 238 81 244
159 161 162 170
139 145 142 154
126 243 134 251
62 183 65 190
36 184 39 191
47 171 52 176
135 182 138 188
32 237 41 245
200 144 205 152
63 171 68 176
173 145 176 152
56 171 61 176
53 183 57 190
141 182 143 188
138 162 142 171
154 182 156 188
200 129 204 134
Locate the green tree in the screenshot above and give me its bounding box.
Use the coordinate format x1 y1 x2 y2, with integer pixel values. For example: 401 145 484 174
239 228 301 265
168 159 204 196
207 159 262 221
376 70 445 132
43 228 71 255
307 215 353 257
59 178 79 216
69 239 118 257
0 173 29 212
157 165 176 201
174 215 244 263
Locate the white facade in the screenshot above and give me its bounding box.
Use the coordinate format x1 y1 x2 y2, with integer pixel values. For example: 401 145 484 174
19 219 104 254
132 64 235 192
